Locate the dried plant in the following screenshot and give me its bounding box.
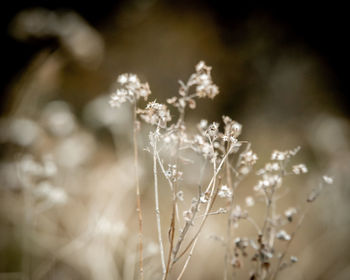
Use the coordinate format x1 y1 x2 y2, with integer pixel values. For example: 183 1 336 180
109 61 333 280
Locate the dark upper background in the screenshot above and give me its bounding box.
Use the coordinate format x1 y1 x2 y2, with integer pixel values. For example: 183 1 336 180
0 0 349 114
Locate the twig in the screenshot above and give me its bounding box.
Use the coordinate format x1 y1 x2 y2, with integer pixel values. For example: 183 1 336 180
152 129 166 276
133 102 144 280
176 236 199 280
271 204 310 280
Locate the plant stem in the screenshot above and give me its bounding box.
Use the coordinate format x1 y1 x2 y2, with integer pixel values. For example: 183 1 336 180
133 103 144 280
152 132 166 276
176 236 199 280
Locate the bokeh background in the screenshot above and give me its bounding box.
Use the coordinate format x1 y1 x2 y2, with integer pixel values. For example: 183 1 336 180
1 1 350 279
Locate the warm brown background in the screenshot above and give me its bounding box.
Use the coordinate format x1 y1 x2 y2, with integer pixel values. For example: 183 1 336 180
0 1 349 279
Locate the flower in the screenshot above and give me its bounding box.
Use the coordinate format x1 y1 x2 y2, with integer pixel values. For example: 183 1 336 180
191 61 219 99
323 175 333 184
284 207 297 221
276 230 291 241
109 73 151 107
218 185 232 199
292 164 308 174
245 196 255 207
137 101 171 127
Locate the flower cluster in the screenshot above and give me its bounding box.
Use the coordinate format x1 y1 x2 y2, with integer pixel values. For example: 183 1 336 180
254 173 282 191
190 61 219 99
271 146 300 161
292 164 308 175
218 185 233 199
137 100 171 128
222 116 242 143
105 62 335 279
109 73 151 107
167 61 219 111
238 149 258 175
165 164 183 182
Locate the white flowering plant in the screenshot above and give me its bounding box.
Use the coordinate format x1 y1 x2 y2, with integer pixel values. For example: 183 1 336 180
109 61 333 280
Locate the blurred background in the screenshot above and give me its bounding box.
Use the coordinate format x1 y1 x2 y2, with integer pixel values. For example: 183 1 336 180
0 1 349 279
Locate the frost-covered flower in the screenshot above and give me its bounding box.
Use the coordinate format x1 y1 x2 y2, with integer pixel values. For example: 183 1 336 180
276 230 291 241
323 175 333 184
254 174 282 191
206 122 219 138
164 164 183 182
176 190 184 201
109 73 151 107
271 147 300 161
183 210 193 222
245 196 255 207
218 185 232 199
292 164 308 174
284 207 297 221
191 61 219 99
239 149 258 175
137 101 171 127
34 181 67 205
271 150 286 161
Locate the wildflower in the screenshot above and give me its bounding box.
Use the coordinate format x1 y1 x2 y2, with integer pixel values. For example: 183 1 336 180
284 207 297 222
137 101 171 127
218 208 227 214
218 185 232 199
245 196 255 207
199 119 208 129
165 164 183 182
190 61 219 99
223 116 242 138
239 149 258 175
177 190 184 201
271 150 286 161
292 164 308 174
254 174 282 191
271 147 301 161
109 73 151 107
323 175 333 184
183 210 193 223
241 150 258 166
200 192 209 203
206 122 219 138
34 181 67 205
276 230 291 241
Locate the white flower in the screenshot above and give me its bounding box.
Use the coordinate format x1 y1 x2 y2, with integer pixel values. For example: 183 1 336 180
323 175 333 184
271 150 286 161
200 119 208 129
109 73 151 107
245 196 255 207
218 185 232 199
34 181 67 205
117 74 128 84
284 207 297 221
276 230 291 241
138 101 171 127
177 191 184 201
292 164 308 174
183 210 193 222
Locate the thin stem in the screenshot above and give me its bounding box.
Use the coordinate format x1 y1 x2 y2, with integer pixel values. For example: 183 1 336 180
170 161 207 272
133 103 144 280
176 236 199 280
171 186 201 267
271 204 310 280
224 141 250 280
152 133 166 276
173 143 232 264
